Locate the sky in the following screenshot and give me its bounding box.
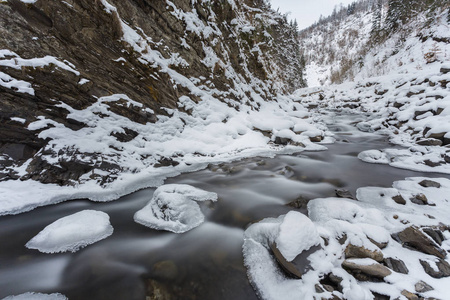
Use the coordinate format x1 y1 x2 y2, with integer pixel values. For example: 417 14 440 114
270 0 357 30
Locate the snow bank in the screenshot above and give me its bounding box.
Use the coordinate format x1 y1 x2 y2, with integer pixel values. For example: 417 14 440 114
26 210 113 253
243 177 450 300
2 293 67 300
134 184 217 233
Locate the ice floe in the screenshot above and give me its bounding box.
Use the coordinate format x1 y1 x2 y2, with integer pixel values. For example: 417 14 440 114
26 210 113 253
134 184 218 233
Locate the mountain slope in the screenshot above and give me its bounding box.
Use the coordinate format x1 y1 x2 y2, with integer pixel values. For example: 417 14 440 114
0 0 319 214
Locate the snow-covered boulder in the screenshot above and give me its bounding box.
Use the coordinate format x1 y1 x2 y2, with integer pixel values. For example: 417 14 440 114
26 210 113 253
2 293 67 300
134 184 218 233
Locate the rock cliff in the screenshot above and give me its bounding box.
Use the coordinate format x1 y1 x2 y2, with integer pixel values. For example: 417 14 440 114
0 0 305 188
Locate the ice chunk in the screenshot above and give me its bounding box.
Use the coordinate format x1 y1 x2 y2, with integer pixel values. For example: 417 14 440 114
26 210 113 253
275 211 321 261
134 184 217 233
2 292 67 300
358 149 389 164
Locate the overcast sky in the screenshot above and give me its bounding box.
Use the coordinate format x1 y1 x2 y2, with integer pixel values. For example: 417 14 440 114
270 0 357 30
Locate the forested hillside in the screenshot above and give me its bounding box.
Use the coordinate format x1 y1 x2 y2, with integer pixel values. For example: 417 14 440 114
299 0 450 86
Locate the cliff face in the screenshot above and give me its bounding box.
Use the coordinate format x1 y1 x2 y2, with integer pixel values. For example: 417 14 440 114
0 0 304 187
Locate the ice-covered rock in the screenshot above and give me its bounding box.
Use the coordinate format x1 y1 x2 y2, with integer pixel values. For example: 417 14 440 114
2 292 67 300
134 184 217 233
26 210 113 253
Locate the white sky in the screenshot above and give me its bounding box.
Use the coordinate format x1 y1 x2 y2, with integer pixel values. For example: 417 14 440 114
270 0 357 30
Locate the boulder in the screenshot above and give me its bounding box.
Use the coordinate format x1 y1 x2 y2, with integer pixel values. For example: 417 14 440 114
269 242 322 279
419 180 441 188
401 290 419 300
440 65 450 74
393 226 446 259
342 259 392 281
335 189 355 200
415 280 433 293
384 257 409 274
345 243 384 262
420 259 450 278
422 228 444 245
392 194 406 205
410 193 434 206
417 138 442 146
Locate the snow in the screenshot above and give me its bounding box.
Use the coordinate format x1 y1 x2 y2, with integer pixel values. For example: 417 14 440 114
2 293 67 300
134 184 217 233
25 210 113 253
0 71 34 95
243 177 450 300
10 117 26 124
275 211 321 262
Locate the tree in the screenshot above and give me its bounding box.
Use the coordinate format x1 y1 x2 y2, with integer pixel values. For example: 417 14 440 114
370 0 382 42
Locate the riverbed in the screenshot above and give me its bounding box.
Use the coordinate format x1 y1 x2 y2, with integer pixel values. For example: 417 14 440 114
1 111 448 300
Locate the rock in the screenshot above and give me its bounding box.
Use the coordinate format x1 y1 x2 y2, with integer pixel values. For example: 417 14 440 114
274 136 290 145
417 138 443 146
152 260 178 281
154 157 180 168
286 195 310 210
419 180 441 188
269 242 322 279
423 228 444 245
401 290 419 300
393 226 446 259
415 280 434 293
372 292 390 300
309 135 323 143
110 127 139 142
384 257 409 274
410 193 434 206
392 194 406 205
441 65 450 74
367 237 388 250
345 243 384 262
342 259 392 281
420 258 450 278
335 189 355 200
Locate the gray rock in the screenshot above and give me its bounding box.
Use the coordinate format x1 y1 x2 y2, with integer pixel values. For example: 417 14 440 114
423 228 444 246
345 243 384 262
392 194 406 205
342 259 392 281
417 138 442 146
415 280 434 293
441 66 450 74
393 226 446 259
410 193 434 206
335 189 355 200
419 179 441 188
269 242 321 279
384 257 409 274
420 258 450 278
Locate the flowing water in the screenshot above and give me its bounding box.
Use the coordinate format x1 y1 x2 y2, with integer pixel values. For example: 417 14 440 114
1 112 449 300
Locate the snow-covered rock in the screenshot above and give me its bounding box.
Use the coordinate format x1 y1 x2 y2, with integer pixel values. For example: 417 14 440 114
26 210 113 253
134 184 217 233
1 293 67 300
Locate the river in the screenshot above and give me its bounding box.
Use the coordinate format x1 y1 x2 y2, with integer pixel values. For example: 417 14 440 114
1 111 448 300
